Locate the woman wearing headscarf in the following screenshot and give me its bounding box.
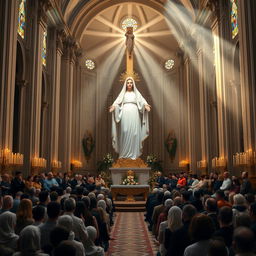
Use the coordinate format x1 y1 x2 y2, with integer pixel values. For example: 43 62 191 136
13 225 48 256
57 215 85 256
0 211 19 249
109 77 150 159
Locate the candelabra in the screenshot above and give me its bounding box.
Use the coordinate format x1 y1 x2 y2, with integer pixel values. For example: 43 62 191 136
51 160 62 169
0 148 24 174
197 160 207 169
178 160 189 172
233 149 256 167
71 160 82 168
212 157 227 168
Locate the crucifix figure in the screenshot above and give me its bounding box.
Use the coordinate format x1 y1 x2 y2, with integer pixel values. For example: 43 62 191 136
125 26 134 59
125 27 134 76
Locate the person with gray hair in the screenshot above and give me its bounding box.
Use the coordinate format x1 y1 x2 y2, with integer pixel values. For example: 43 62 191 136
13 225 48 256
57 215 85 256
86 226 104 256
63 198 88 247
164 206 184 255
0 211 19 250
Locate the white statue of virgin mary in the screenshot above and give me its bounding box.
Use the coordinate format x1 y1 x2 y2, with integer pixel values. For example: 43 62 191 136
109 77 151 160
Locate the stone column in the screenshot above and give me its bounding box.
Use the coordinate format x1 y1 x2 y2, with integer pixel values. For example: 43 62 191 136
22 1 49 175
238 0 256 151
183 39 201 173
71 49 83 162
0 0 19 149
178 58 189 165
30 9 47 158
59 39 76 172
47 29 64 169
15 80 28 153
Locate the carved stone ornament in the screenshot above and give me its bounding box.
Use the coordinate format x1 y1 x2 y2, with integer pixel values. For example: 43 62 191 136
112 158 147 168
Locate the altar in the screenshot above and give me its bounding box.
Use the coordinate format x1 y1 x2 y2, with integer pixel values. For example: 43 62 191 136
110 185 150 201
110 167 151 185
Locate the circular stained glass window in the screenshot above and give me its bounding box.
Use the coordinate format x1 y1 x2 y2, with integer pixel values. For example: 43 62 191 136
165 59 175 70
122 18 138 31
85 59 95 70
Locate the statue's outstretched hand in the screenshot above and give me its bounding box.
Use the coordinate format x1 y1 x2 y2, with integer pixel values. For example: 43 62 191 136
145 104 151 112
109 105 115 113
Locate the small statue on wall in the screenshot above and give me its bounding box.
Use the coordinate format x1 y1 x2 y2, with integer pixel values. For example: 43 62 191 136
165 130 177 162
82 130 95 162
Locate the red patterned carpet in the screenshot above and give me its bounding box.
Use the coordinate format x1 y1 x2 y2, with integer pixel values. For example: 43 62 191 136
107 212 158 256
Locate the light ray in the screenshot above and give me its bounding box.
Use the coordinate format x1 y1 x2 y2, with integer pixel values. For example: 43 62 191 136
136 30 173 37
135 16 164 34
84 30 123 38
95 15 124 34
136 38 173 59
88 38 124 58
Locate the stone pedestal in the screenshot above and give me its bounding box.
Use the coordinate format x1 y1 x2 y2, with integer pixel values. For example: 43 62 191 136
110 167 150 185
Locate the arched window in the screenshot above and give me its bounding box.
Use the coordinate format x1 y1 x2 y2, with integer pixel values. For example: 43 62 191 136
231 0 238 39
17 0 26 39
42 31 47 66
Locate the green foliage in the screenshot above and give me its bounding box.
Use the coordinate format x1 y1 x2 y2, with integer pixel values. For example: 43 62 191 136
97 153 114 172
146 154 163 171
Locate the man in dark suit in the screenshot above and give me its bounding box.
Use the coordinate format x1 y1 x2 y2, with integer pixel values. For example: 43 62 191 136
11 171 25 195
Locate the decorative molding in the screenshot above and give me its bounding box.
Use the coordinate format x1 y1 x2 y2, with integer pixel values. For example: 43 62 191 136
112 158 147 168
16 79 28 88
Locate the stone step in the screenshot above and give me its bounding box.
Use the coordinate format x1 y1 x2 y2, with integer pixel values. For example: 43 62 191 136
115 206 145 212
114 200 146 212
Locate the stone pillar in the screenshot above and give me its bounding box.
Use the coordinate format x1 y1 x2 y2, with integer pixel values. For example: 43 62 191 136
238 0 256 151
15 80 28 153
0 0 19 149
59 39 76 172
178 59 189 165
183 40 201 173
47 29 63 169
22 1 49 175
71 50 83 163
30 10 47 158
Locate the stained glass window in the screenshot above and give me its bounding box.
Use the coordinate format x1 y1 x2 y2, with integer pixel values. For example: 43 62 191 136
85 59 95 70
17 0 26 39
42 31 47 66
165 59 175 70
122 18 138 31
231 0 238 39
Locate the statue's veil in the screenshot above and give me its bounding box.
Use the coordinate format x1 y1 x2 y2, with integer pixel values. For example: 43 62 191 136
113 77 145 107
111 77 149 156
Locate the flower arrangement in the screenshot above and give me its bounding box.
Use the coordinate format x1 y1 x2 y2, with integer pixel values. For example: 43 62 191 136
146 154 163 171
99 170 112 187
122 170 139 185
122 175 139 185
148 170 159 188
97 153 114 172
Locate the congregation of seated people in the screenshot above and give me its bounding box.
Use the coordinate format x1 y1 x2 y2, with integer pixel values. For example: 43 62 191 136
146 170 256 256
0 171 112 256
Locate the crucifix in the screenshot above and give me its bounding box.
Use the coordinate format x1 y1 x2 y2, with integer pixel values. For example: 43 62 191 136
120 25 139 81
125 26 135 76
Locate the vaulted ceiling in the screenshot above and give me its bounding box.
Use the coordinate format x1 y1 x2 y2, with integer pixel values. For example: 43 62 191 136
55 0 197 64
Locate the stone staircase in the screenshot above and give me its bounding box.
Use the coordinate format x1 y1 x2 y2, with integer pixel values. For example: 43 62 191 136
114 200 146 212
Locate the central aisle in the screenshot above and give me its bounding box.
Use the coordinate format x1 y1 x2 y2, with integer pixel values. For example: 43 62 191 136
107 212 158 256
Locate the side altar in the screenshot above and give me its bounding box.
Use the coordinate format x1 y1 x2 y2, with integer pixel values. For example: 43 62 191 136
109 158 150 185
